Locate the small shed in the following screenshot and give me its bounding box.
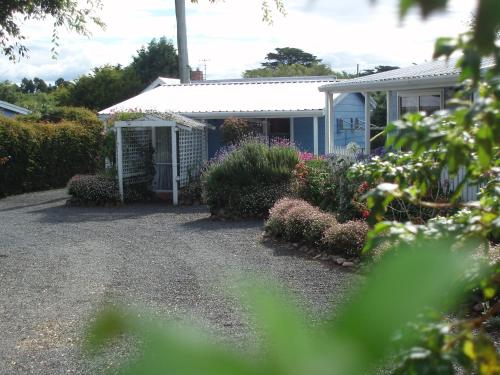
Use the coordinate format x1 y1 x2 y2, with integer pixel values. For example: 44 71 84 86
0 100 31 117
114 112 211 205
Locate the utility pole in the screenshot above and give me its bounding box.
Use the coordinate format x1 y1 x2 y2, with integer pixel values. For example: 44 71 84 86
175 0 190 83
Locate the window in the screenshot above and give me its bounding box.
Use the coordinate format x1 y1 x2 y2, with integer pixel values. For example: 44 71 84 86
399 92 442 117
268 118 290 140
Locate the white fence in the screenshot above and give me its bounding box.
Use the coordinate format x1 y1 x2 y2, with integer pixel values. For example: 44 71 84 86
440 166 482 202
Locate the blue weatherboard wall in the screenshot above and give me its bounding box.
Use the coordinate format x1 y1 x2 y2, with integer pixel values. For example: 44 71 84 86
293 117 314 153
333 93 366 148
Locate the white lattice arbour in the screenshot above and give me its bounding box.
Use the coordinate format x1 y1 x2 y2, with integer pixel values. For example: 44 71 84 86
114 113 210 205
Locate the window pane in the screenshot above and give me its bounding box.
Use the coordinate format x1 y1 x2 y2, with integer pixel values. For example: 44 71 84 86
400 96 418 116
419 94 441 114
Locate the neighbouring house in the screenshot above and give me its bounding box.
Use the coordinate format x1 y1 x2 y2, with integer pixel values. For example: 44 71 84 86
0 100 31 117
99 76 369 204
318 56 495 201
318 56 495 155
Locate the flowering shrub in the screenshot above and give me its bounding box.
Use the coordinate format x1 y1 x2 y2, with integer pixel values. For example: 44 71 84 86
202 138 299 217
321 220 369 257
266 198 337 246
67 174 119 205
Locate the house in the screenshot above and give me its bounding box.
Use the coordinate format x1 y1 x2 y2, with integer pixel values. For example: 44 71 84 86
99 76 369 204
0 100 31 117
318 57 495 155
100 76 369 159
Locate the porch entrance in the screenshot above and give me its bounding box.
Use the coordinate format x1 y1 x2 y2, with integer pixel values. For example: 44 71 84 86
153 127 173 192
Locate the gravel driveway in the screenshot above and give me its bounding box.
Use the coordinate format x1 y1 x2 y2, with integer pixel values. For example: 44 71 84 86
0 189 357 374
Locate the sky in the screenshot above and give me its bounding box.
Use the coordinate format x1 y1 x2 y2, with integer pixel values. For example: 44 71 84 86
0 0 476 83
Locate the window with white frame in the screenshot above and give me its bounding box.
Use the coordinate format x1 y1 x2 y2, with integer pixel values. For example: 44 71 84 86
398 91 442 117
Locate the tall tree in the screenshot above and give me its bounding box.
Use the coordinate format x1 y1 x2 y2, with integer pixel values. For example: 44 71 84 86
262 47 321 68
244 63 351 78
130 37 179 87
20 78 35 94
243 47 350 78
33 77 49 93
0 0 104 60
64 65 142 111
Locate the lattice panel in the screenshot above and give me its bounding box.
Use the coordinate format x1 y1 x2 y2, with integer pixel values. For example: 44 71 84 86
121 128 152 186
178 128 205 187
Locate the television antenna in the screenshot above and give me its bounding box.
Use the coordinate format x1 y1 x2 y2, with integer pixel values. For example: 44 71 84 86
199 59 210 80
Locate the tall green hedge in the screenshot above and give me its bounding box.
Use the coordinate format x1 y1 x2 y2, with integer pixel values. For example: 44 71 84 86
0 116 103 197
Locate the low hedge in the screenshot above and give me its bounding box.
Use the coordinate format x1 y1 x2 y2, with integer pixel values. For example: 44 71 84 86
0 116 103 197
266 198 337 246
321 220 369 257
265 198 370 258
67 174 119 205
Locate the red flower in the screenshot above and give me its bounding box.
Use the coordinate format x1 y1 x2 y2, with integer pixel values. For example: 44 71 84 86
361 210 370 218
358 181 369 194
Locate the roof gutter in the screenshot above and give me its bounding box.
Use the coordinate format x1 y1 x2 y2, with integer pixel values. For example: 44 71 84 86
181 110 325 119
318 75 460 93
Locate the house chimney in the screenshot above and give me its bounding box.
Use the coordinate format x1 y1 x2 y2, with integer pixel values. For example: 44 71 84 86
191 68 204 81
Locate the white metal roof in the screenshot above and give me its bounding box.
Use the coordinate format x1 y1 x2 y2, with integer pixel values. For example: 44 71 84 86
0 100 31 115
319 57 495 93
100 78 340 117
142 77 181 92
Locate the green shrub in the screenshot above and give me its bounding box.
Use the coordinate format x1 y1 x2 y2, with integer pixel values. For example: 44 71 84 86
296 155 364 222
266 198 338 246
202 139 299 217
219 117 261 145
67 174 119 204
20 106 102 128
0 116 103 197
321 220 369 257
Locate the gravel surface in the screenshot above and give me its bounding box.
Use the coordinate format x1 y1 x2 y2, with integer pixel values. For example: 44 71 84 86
0 189 357 374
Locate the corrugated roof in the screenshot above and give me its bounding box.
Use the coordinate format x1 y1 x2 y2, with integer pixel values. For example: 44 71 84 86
142 77 181 92
100 78 339 116
319 57 495 93
0 100 31 115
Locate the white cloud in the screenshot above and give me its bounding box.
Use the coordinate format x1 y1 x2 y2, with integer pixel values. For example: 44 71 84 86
0 0 477 83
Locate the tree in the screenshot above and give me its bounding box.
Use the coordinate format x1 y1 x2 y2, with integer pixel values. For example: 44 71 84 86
64 65 142 111
262 47 321 68
0 0 104 60
20 78 35 94
55 78 70 88
130 37 179 87
33 77 49 93
0 81 21 103
244 63 351 78
359 65 399 76
243 47 351 78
